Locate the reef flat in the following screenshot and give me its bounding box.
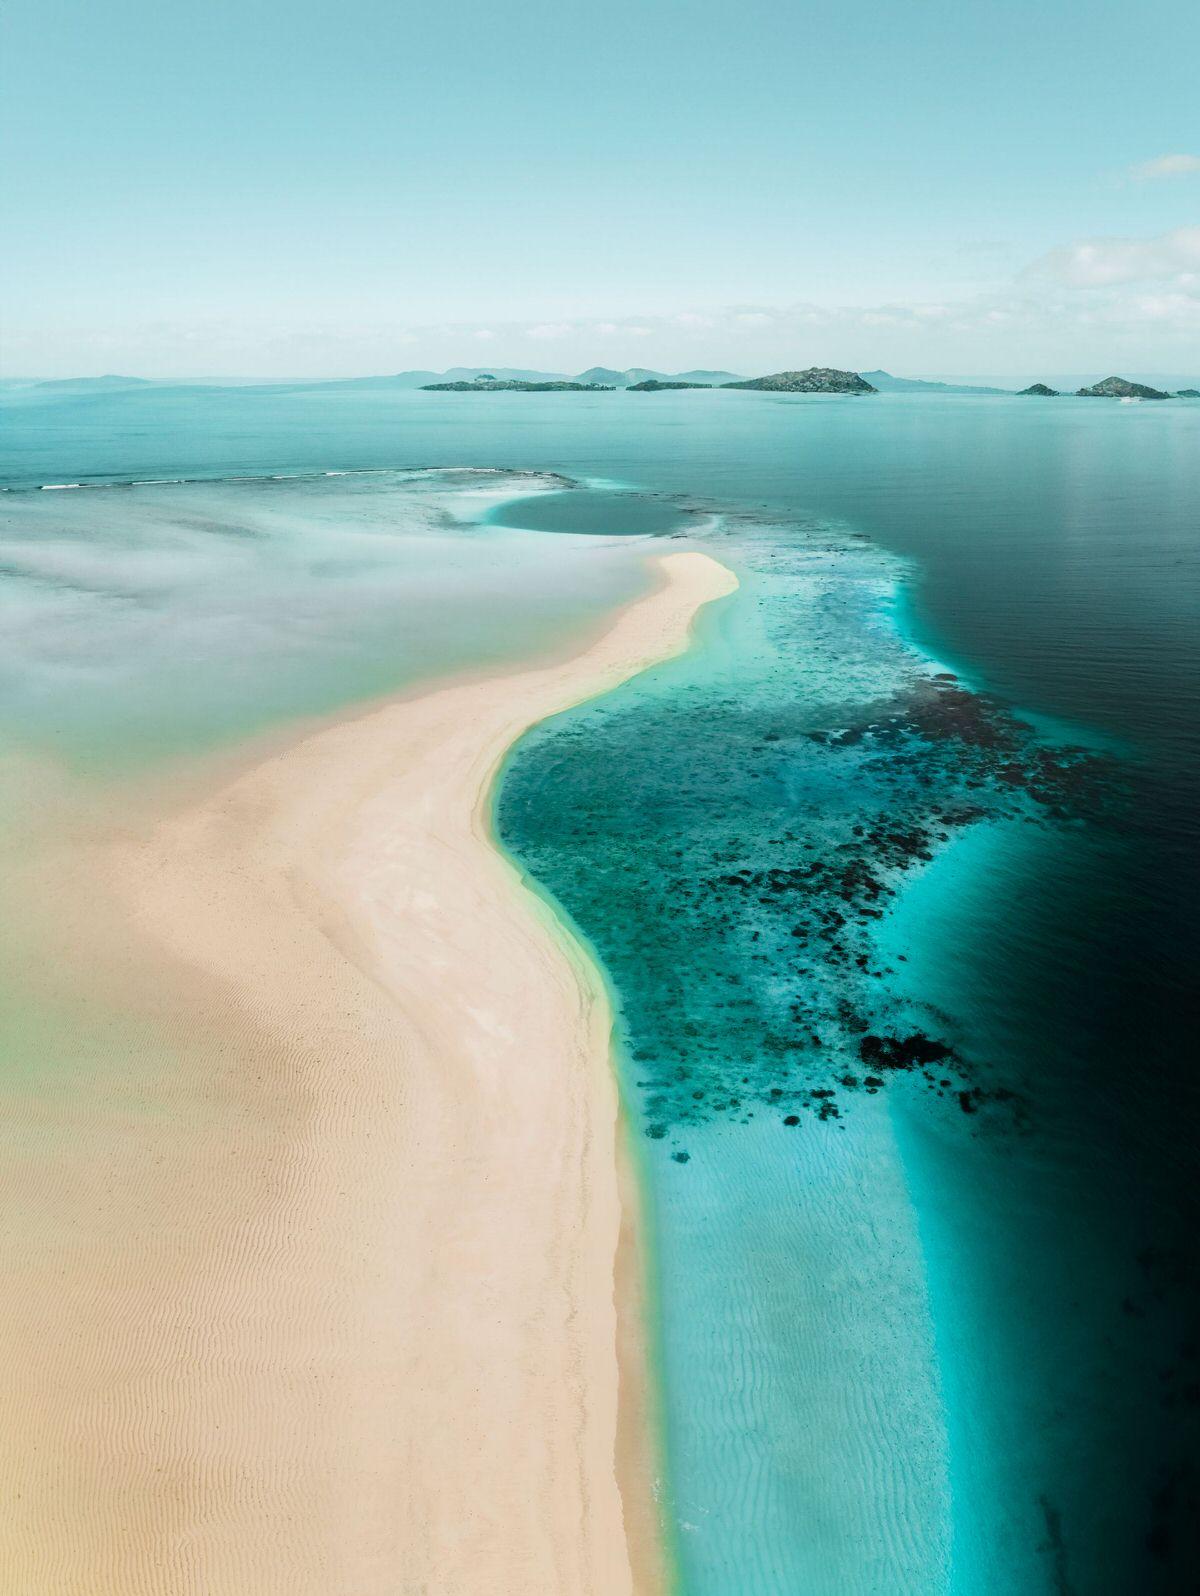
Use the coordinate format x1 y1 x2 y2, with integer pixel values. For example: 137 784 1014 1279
500 522 1115 1156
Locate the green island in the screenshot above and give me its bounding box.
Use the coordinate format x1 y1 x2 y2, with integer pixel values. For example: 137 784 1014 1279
721 367 877 393
1019 383 1060 396
627 379 712 391
1076 376 1170 399
420 377 614 391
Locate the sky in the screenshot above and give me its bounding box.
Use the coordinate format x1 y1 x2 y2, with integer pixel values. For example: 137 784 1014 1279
3 0 1199 379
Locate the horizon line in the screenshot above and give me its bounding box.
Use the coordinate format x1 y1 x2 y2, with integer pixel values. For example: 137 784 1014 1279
7 366 1200 383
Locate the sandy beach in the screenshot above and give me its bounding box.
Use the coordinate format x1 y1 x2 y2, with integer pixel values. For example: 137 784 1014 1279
0 549 736 1596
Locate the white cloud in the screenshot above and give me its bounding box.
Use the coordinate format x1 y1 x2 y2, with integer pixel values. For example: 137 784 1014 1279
525 322 572 340
1030 226 1200 287
1126 289 1200 324
1128 153 1200 181
472 328 495 340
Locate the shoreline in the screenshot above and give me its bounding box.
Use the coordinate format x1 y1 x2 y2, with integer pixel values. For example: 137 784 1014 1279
484 771 682 1596
1 549 736 1594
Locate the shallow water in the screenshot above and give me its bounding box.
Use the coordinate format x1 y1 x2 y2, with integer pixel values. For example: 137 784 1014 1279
0 468 646 772
2 386 1198 1591
497 515 1131 1594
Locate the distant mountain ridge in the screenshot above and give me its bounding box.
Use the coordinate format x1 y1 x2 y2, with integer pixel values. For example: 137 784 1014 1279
13 367 1199 399
304 366 745 391
862 370 1011 396
31 374 157 393
573 366 743 387
443 367 571 383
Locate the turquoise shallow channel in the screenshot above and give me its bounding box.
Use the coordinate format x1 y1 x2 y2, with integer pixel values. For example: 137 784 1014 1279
3 384 1198 1592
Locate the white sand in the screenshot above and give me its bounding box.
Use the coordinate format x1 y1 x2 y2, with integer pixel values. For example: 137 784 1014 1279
0 550 736 1595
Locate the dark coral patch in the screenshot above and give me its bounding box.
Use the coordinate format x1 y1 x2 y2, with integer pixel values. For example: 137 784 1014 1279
498 523 1120 1144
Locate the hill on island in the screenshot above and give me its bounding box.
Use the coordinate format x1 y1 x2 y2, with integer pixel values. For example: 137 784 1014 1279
723 368 876 394
1076 376 1170 400
1019 383 1060 396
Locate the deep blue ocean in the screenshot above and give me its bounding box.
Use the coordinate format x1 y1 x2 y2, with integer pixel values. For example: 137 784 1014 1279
2 383 1197 1593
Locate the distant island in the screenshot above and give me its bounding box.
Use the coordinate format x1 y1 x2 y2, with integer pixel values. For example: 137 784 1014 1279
420 367 882 395
722 368 877 394
1076 376 1170 400
628 379 711 391
17 365 1200 403
417 366 745 392
1018 376 1200 398
421 377 614 392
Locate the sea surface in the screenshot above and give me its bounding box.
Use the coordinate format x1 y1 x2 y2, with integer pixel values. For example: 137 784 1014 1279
2 384 1198 1593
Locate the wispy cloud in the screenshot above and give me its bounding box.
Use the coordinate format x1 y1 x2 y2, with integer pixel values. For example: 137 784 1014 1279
525 322 572 340
1029 225 1200 287
1128 153 1200 181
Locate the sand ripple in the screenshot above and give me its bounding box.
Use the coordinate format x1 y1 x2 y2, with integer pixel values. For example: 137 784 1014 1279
0 551 736 1595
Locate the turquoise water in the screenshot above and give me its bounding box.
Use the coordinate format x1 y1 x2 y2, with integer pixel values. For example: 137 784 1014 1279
497 517 1120 1594
488 486 700 537
3 386 1198 1590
